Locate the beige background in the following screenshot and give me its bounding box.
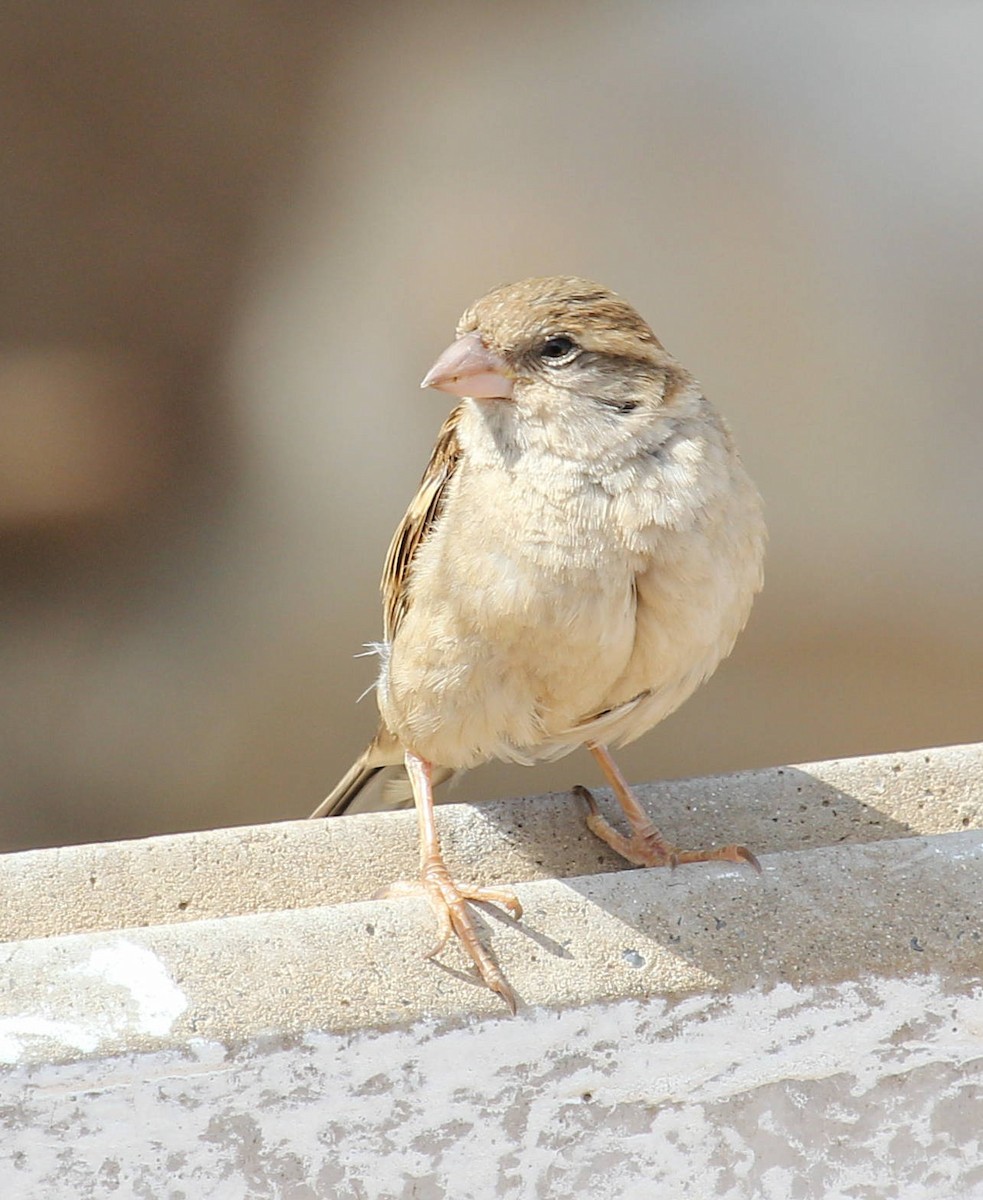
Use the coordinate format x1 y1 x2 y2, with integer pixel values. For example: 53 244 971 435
1 2 981 850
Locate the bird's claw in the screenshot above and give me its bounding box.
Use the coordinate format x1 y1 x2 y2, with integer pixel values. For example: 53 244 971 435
377 866 522 1013
576 784 760 874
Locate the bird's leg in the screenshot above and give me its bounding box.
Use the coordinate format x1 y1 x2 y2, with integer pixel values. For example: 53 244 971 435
378 750 522 1013
578 742 760 872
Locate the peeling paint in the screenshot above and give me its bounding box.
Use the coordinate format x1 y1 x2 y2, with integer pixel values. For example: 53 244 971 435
1 975 981 1198
0 1016 99 1062
0 939 186 1066
71 941 188 1037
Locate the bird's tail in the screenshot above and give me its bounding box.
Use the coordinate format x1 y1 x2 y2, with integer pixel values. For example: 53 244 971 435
310 746 384 818
311 735 457 818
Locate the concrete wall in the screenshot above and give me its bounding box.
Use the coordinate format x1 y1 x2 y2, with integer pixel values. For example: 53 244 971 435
2 743 982 1197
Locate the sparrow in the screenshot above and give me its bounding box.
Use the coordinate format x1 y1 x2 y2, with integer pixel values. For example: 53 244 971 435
313 276 766 1012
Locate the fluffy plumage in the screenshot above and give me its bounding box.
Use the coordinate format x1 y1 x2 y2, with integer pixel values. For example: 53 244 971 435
314 276 766 1009
317 276 763 808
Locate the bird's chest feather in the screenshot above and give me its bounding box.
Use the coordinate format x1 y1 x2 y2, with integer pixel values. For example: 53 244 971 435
379 459 641 762
423 460 637 645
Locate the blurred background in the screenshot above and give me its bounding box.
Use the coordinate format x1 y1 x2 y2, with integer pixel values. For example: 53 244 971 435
2 2 981 851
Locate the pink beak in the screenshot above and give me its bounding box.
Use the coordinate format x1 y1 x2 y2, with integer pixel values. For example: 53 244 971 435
420 331 513 400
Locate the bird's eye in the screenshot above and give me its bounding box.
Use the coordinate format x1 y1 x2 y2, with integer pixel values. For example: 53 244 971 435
539 335 578 364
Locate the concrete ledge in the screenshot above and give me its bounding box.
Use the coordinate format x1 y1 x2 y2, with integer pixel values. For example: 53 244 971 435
1 741 980 943
2 743 982 1197
1 830 980 1053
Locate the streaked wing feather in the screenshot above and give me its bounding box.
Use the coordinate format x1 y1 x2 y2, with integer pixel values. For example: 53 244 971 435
381 404 464 641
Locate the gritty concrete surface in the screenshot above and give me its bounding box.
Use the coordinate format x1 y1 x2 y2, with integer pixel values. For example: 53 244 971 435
1 743 982 1198
1 741 980 943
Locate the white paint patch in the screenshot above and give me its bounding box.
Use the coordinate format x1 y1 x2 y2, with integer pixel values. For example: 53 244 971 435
0 939 187 1065
72 941 188 1037
0 1016 99 1062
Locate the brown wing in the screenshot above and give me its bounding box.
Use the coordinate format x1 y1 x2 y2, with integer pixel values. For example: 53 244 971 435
381 404 464 642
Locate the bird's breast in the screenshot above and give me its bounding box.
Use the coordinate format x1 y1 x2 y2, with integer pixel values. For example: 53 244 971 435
377 463 640 767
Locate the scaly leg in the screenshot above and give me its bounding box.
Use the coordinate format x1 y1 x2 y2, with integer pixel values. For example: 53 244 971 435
378 750 522 1013
578 742 760 872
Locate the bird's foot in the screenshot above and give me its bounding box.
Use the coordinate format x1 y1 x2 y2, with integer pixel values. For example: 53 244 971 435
574 784 761 873
378 860 522 1013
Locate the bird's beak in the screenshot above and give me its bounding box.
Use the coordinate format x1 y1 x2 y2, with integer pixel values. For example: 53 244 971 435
420 331 513 400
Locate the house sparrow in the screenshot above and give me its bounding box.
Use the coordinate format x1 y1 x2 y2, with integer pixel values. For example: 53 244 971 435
314 276 766 1011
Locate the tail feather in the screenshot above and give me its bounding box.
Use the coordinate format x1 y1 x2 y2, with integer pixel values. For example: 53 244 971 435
311 736 458 819
310 750 384 818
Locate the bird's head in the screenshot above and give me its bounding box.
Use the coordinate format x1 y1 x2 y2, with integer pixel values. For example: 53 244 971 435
421 277 695 457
